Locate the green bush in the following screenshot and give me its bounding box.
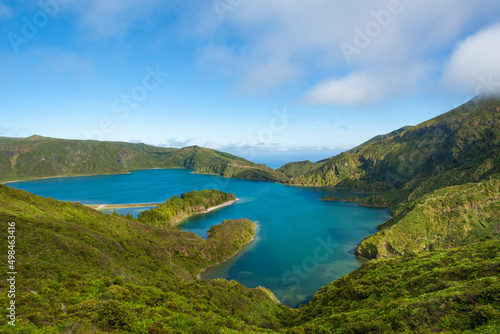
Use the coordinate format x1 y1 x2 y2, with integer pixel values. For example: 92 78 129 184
97 300 135 330
470 305 500 328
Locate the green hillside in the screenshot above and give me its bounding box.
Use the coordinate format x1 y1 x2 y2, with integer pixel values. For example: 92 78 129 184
164 146 288 183
0 184 286 333
289 239 500 333
0 135 177 182
286 96 500 198
277 160 326 178
279 96 500 260
0 136 286 183
137 189 237 225
1 184 499 333
357 177 500 259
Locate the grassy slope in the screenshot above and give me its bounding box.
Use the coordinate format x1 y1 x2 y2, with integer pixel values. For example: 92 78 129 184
0 185 286 333
165 146 288 183
0 137 287 183
288 240 500 333
279 97 500 259
356 177 500 259
0 136 177 182
287 96 500 197
277 160 327 178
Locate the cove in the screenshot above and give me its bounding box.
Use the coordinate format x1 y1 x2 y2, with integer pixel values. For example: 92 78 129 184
7 169 390 307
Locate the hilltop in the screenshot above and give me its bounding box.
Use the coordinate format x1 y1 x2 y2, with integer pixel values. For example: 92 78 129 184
284 96 499 197
280 96 500 259
0 136 286 183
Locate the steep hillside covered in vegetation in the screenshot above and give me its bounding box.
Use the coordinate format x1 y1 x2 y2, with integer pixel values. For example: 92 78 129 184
164 145 288 183
0 185 286 333
277 160 326 178
0 135 176 182
0 137 286 183
289 239 500 333
356 177 500 259
286 96 500 199
280 96 500 260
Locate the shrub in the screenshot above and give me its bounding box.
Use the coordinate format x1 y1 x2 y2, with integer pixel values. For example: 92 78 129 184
470 304 500 328
97 300 135 330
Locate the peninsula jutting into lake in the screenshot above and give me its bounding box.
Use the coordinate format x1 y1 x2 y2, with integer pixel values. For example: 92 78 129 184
2 96 500 332
2 1 500 332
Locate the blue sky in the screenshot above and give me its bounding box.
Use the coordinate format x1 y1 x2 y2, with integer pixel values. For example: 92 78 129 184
1 0 500 165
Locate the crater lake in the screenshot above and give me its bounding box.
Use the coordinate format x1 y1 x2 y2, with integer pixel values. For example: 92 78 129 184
7 169 390 307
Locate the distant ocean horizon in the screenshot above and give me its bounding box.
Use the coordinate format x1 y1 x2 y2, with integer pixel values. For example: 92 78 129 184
225 148 346 169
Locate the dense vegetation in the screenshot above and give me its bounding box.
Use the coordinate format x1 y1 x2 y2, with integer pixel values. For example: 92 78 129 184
320 195 359 203
285 96 500 199
320 195 342 202
137 189 236 225
357 177 500 259
164 146 287 183
277 160 326 178
281 96 500 259
0 184 286 333
1 96 499 332
0 137 285 183
1 183 499 333
288 239 500 333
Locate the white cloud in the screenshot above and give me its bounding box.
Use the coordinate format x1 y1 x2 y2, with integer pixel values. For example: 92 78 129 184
193 0 500 101
302 72 384 106
442 24 500 96
160 137 193 148
302 63 431 106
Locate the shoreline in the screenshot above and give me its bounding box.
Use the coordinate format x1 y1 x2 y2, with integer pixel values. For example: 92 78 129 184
197 222 258 280
85 198 238 217
1 171 132 185
85 203 162 210
172 199 239 227
205 199 238 213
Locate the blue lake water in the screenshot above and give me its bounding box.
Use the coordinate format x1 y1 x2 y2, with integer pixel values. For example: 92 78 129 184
7 169 390 307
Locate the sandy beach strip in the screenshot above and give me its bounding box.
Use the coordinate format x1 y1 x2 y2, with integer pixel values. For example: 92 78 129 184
86 198 238 212
205 199 238 213
86 203 162 210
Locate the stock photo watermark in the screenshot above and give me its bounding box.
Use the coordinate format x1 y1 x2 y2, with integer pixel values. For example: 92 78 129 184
6 222 17 327
244 107 295 161
8 0 71 54
339 0 410 64
213 0 245 21
202 107 294 193
274 235 337 302
83 65 169 141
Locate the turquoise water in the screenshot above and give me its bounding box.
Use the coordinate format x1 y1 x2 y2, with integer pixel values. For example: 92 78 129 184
7 169 389 307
